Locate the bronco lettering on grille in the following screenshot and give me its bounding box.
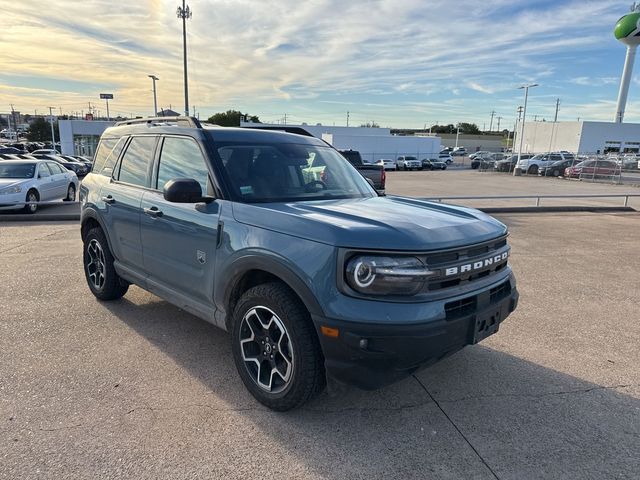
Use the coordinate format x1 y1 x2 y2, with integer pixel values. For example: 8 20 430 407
445 251 509 276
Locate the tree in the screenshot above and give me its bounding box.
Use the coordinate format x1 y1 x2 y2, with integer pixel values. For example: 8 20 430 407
26 117 58 142
206 110 260 127
360 121 380 128
458 122 480 134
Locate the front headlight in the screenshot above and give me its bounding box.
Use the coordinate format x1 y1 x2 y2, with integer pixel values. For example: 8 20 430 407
345 255 434 296
0 185 22 195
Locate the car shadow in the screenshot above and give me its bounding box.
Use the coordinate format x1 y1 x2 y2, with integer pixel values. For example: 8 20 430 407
102 294 639 479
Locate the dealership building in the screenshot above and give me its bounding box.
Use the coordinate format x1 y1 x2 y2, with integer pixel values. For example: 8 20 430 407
58 119 115 156
517 120 640 155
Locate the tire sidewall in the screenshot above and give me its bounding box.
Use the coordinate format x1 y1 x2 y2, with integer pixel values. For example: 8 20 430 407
231 286 315 405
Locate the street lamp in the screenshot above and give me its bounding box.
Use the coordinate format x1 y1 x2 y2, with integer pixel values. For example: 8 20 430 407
177 1 192 117
148 75 159 116
514 83 538 176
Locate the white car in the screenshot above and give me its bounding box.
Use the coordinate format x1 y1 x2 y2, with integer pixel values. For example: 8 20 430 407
0 159 78 213
379 158 397 170
438 153 454 164
397 156 422 170
31 149 61 155
517 152 574 175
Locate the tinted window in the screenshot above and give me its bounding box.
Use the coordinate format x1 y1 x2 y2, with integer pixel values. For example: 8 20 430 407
117 136 156 187
217 143 374 202
38 164 51 177
92 138 117 173
48 162 64 174
156 137 209 192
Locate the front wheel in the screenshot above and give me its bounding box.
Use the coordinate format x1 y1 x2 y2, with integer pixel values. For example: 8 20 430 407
528 165 539 175
83 227 129 301
23 190 38 214
231 282 325 411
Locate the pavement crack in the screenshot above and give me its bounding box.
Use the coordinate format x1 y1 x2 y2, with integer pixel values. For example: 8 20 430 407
0 228 74 255
435 383 635 404
413 375 502 480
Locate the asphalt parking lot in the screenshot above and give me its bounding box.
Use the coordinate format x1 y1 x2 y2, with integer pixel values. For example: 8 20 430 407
1 211 639 479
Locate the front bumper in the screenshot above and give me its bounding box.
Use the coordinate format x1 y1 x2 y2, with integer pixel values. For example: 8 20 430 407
313 277 519 390
0 191 26 210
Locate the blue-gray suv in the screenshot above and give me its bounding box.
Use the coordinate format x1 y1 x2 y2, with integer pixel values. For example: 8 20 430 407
80 117 518 411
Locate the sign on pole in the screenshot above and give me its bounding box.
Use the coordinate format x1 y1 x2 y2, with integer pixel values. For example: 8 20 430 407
99 93 114 120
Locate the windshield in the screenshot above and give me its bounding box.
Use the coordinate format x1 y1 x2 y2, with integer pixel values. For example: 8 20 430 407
216 143 376 203
0 163 36 179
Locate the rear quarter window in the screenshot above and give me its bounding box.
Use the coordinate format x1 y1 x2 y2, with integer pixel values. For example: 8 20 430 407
92 137 127 176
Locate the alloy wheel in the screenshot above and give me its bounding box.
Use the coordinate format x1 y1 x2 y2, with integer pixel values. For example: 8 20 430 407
239 306 294 393
86 239 106 290
27 192 37 213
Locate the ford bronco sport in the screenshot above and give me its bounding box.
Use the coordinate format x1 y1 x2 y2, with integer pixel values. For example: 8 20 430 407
80 117 518 411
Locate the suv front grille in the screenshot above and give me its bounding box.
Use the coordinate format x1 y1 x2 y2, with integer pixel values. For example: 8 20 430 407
423 235 510 292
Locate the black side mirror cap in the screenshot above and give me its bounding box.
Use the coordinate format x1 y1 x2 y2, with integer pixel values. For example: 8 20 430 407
163 178 213 203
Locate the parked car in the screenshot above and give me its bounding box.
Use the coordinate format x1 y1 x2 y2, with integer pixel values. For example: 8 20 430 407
0 153 21 161
61 155 92 169
379 158 397 171
79 116 518 411
438 153 453 164
337 150 385 193
0 159 78 213
494 154 534 172
538 159 579 177
469 151 492 161
565 160 621 178
421 158 447 170
396 155 422 170
440 147 452 154
31 153 89 176
452 146 467 156
0 147 21 154
517 152 575 175
31 148 61 155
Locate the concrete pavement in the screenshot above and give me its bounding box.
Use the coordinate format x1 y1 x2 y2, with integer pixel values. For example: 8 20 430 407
0 213 639 479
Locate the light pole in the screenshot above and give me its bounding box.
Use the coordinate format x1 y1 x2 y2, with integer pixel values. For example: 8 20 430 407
454 124 460 149
48 107 56 149
148 75 159 116
177 1 192 117
514 83 538 176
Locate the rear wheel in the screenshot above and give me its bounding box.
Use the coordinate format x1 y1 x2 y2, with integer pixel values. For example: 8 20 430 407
528 165 539 175
64 183 76 201
83 227 129 301
231 282 325 411
552 169 560 177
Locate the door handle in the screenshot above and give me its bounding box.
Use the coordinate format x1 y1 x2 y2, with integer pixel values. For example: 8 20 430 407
102 195 115 204
144 206 163 218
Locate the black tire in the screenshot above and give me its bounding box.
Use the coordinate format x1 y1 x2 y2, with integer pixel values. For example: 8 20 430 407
442 165 447 170
64 183 76 202
528 165 539 175
83 227 129 301
231 282 325 411
552 169 560 177
418 167 423 171
23 189 38 214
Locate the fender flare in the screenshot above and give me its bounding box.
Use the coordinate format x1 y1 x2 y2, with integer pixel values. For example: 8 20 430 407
218 253 325 328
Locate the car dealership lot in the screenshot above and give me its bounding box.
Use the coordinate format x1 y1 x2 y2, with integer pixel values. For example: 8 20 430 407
1 212 639 479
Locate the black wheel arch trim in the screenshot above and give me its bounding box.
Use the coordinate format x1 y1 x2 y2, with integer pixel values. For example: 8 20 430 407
80 208 115 255
219 253 325 330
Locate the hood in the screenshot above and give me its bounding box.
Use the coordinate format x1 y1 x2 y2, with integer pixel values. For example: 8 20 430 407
0 178 28 189
232 196 507 250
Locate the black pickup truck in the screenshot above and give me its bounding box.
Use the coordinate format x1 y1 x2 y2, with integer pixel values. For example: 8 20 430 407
338 150 386 193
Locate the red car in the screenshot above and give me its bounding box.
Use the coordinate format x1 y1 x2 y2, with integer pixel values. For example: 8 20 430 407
565 160 621 178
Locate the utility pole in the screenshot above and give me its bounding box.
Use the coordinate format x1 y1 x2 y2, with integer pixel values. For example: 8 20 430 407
48 106 56 148
346 111 350 127
177 0 192 116
496 116 502 132
514 83 539 176
489 110 496 132
554 98 560 122
148 75 159 116
10 104 17 140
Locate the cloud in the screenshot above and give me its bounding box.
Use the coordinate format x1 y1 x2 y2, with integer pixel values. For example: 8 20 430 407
0 0 633 126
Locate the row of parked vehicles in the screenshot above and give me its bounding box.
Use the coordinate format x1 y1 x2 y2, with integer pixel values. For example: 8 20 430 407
0 149 92 176
473 150 638 178
373 152 454 171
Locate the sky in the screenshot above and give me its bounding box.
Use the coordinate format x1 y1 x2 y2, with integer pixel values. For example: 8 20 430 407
0 0 637 128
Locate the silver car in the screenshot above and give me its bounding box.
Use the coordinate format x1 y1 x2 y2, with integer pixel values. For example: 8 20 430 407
0 159 78 213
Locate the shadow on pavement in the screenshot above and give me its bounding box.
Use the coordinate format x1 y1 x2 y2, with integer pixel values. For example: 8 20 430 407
103 295 640 480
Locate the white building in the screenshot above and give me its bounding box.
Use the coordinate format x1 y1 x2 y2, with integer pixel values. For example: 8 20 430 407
241 122 441 162
517 120 640 154
59 120 115 156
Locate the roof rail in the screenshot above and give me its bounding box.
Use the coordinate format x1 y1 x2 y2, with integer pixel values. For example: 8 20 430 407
114 116 202 128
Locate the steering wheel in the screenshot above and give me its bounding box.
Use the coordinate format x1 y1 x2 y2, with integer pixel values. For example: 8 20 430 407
304 180 327 192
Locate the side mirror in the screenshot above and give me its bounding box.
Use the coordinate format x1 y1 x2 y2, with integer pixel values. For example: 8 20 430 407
163 178 213 203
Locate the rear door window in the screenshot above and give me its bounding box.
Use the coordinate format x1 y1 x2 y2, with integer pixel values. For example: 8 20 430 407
116 136 157 187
